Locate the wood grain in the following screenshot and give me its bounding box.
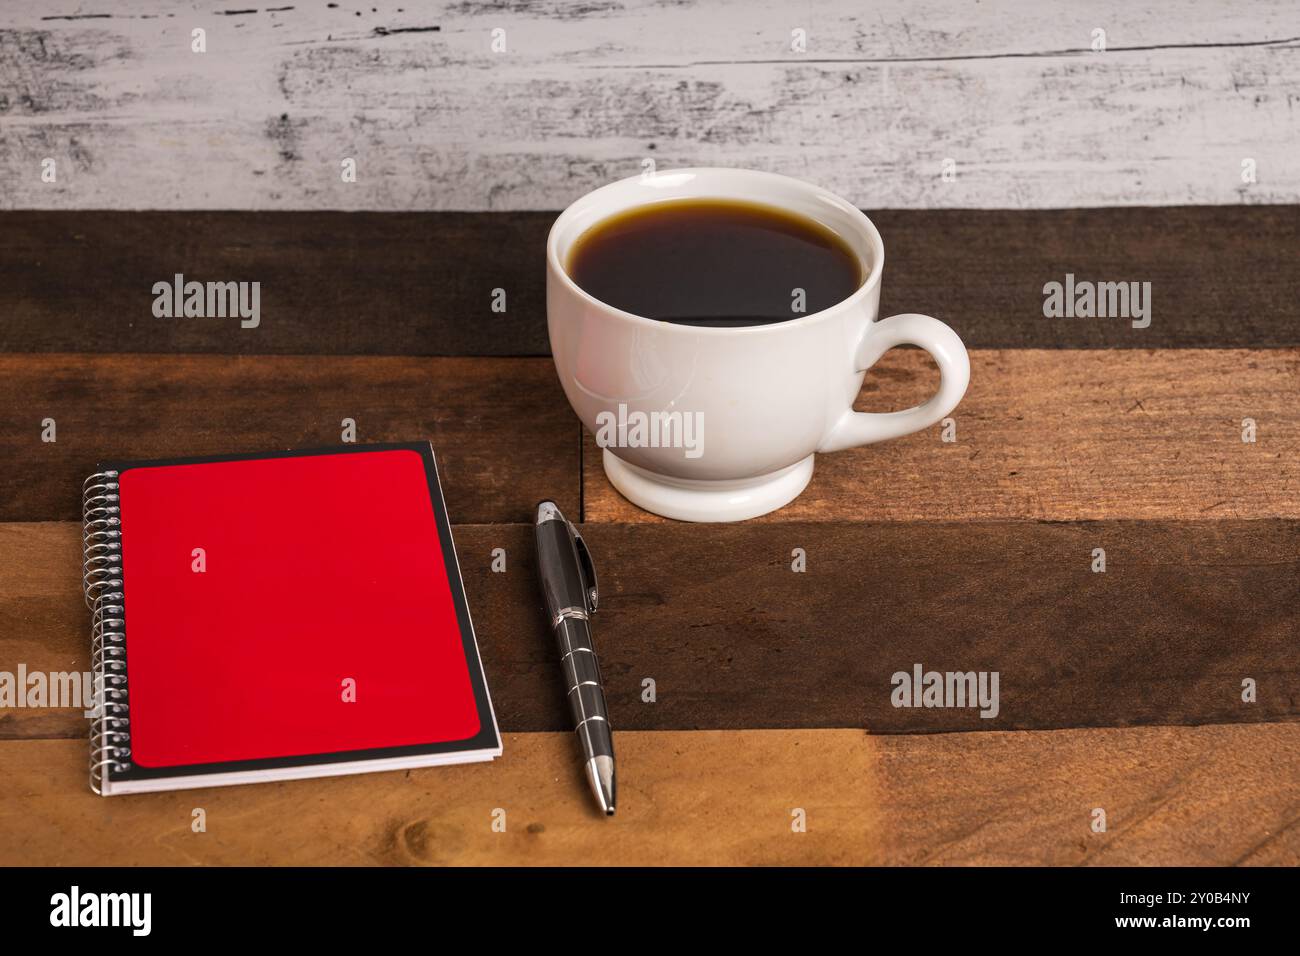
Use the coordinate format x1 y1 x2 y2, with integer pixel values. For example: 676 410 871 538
586 348 1300 522
3 350 1294 525
0 354 580 523
0 211 553 356
5 520 1296 738
4 1 1299 210
3 207 1298 354
1 724 1296 865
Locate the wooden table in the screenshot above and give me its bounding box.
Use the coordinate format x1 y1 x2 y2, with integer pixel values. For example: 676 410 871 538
0 209 1296 866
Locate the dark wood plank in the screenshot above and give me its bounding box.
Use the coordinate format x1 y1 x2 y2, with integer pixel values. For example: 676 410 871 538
874 206 1300 349
0 212 552 356
6 520 1296 738
2 207 1297 355
0 355 579 523
586 348 1300 522
3 724 1297 865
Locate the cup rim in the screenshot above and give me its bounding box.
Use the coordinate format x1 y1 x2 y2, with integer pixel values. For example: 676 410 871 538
546 166 885 336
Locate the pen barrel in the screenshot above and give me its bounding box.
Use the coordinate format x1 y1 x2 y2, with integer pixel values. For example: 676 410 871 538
555 617 614 759
535 519 589 621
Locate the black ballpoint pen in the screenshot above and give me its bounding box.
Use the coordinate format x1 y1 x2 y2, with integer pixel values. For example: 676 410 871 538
534 500 615 815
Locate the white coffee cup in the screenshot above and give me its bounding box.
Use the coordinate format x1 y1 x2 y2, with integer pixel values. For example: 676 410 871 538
546 167 970 522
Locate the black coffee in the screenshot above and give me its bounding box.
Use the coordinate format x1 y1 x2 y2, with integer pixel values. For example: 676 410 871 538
566 199 863 327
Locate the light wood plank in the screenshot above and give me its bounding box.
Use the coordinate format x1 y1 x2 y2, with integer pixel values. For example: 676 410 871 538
1 725 1296 865
0 354 579 523
4 1 1298 210
585 348 1300 521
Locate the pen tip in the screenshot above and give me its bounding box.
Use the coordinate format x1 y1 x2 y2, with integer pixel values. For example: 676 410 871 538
586 755 616 817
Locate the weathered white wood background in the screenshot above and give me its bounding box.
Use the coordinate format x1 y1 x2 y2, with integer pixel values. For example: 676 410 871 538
2 0 1297 209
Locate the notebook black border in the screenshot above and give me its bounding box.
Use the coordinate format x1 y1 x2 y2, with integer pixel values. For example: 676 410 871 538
101 442 502 785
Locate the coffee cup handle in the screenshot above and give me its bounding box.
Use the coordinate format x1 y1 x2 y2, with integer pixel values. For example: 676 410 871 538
818 313 970 452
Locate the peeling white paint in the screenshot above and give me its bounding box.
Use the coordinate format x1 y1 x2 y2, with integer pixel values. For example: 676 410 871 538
2 0 1297 209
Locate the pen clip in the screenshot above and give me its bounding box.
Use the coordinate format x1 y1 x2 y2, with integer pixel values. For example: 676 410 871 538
569 522 598 613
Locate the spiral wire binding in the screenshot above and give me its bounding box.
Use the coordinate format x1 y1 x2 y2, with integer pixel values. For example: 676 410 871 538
83 471 130 795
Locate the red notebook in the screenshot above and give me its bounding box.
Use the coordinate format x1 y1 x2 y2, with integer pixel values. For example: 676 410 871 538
82 443 500 795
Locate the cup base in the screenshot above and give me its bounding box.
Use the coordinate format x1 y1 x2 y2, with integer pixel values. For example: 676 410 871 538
601 450 814 522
